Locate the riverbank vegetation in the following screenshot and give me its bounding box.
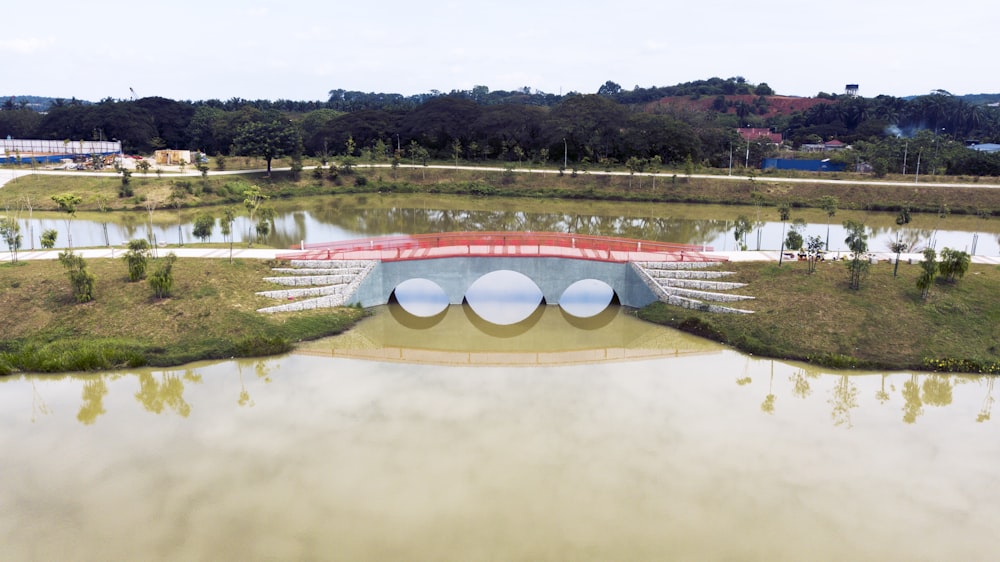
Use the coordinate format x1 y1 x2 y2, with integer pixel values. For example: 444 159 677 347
0 258 364 375
637 259 1000 373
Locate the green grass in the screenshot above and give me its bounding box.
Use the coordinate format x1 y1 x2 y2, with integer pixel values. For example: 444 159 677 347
0 258 364 374
637 260 1000 373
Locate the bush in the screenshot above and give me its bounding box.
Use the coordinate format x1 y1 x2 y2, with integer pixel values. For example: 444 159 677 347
41 229 58 249
123 239 151 281
58 250 95 303
148 253 177 298
677 316 725 340
234 335 292 357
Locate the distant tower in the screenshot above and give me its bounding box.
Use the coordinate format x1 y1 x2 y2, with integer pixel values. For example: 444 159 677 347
845 84 859 97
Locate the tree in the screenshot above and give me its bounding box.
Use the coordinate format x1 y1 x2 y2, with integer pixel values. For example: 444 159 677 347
95 195 112 246
785 218 805 255
891 206 912 277
231 114 301 176
777 204 791 265
122 238 151 282
148 253 177 299
597 80 622 97
843 219 869 290
143 196 160 249
805 234 825 274
58 250 96 303
255 206 276 241
916 248 937 300
242 185 268 247
938 248 970 283
819 195 838 250
220 206 236 263
451 138 463 167
169 184 187 246
51 193 82 249
41 229 57 249
0 217 22 263
732 215 752 251
193 212 215 243
341 135 356 174
119 168 133 197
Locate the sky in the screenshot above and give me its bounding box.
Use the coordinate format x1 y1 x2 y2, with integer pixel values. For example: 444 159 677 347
2 0 996 103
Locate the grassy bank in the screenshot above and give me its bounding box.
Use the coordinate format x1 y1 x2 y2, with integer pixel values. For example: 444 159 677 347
6 162 1000 217
0 258 364 375
637 259 1000 373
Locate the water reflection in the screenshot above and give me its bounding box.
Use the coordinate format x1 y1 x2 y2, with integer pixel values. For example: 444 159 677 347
2 313 1000 560
559 279 615 318
391 278 450 318
464 270 544 325
10 194 1000 255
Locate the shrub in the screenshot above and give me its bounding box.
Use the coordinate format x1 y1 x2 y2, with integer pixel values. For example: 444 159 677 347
148 253 177 298
123 239 151 281
41 229 58 249
58 250 96 303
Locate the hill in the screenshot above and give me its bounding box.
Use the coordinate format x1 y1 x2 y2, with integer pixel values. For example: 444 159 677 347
647 94 833 118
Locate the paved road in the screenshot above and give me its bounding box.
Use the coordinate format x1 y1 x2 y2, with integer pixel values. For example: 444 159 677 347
4 163 1000 190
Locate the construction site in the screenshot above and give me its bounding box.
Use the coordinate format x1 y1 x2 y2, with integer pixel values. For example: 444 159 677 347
0 138 123 169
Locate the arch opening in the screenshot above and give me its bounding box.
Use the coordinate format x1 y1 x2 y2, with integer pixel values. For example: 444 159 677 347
559 279 616 319
464 270 544 326
391 278 450 318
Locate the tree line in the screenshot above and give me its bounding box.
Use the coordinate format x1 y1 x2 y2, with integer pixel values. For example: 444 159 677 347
3 78 1000 175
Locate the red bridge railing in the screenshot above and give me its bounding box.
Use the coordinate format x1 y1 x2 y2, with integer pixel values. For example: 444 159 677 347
276 231 722 263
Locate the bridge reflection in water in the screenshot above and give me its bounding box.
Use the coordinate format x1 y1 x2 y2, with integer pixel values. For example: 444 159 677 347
296 303 722 367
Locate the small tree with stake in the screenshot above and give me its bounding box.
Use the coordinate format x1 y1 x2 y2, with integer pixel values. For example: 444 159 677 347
51 193 82 249
0 217 22 263
220 207 236 263
916 248 937 300
805 235 825 274
777 204 791 265
843 219 869 290
242 185 268 247
891 206 912 278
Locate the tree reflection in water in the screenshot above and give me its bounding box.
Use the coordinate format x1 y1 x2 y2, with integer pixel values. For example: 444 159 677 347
77 378 108 425
760 363 776 414
135 371 193 417
902 375 924 424
979 378 995 423
789 368 812 399
828 375 859 428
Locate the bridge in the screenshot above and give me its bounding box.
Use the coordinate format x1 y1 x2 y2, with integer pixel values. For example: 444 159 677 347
260 232 754 315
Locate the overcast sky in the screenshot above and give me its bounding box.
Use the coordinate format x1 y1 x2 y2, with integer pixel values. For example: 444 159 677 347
3 0 994 103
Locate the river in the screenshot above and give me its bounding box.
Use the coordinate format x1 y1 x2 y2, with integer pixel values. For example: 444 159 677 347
5 194 1000 256
2 305 999 561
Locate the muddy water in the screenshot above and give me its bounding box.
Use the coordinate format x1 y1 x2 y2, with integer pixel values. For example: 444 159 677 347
2 307 999 561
